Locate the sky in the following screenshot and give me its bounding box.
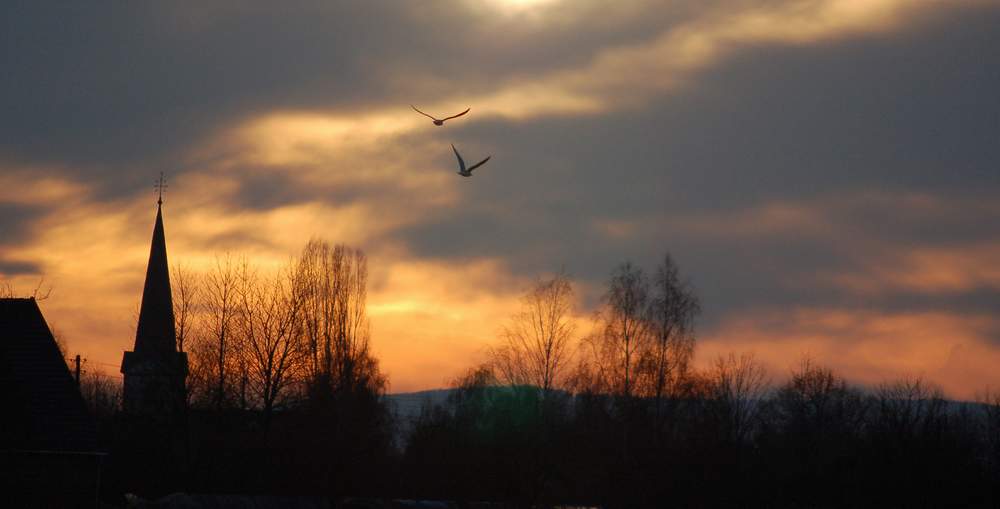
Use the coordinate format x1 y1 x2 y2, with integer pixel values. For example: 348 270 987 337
2 0 999 398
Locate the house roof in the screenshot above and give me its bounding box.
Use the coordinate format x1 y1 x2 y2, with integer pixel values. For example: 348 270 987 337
0 298 99 452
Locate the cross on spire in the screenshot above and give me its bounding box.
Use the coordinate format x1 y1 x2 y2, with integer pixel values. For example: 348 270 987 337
155 172 168 206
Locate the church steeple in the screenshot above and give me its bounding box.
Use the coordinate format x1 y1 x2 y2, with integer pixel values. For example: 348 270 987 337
133 202 176 354
121 177 187 415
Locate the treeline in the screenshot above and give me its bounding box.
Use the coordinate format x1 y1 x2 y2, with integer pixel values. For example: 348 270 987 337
400 258 1000 507
80 248 1000 507
175 239 385 424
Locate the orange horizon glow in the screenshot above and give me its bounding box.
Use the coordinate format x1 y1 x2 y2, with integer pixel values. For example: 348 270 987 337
7 132 1000 399
4 0 1000 400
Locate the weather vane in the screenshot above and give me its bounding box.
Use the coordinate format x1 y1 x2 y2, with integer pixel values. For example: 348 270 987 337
155 172 168 206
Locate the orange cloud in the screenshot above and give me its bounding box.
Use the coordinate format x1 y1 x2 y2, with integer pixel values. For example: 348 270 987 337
442 0 948 119
9 169 998 397
0 168 89 206
698 307 1000 399
192 0 959 150
823 243 1000 295
0 161 541 391
668 190 1000 295
4 1 997 397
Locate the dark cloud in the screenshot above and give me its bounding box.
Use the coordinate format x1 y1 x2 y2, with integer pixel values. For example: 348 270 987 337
220 168 318 211
0 258 41 277
2 0 999 346
0 0 712 196
0 203 42 245
862 289 1000 319
2 2 411 173
378 3 1000 325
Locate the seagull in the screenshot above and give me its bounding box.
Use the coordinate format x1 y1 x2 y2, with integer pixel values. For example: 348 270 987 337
411 105 470 126
452 144 491 177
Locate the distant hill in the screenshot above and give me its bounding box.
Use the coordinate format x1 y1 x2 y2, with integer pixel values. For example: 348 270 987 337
386 388 987 409
385 388 453 422
383 387 989 445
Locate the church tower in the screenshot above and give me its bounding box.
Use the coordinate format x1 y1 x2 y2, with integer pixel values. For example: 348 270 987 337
121 180 188 415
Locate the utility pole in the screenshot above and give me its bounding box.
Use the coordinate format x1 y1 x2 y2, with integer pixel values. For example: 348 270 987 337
74 354 81 385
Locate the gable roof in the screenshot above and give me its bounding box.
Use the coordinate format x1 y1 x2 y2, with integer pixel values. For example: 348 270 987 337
0 298 99 452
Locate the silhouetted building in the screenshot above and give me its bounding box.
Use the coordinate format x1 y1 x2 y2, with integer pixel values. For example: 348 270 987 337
121 200 187 415
0 297 104 507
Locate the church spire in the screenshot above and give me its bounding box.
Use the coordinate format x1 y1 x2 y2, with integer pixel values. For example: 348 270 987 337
133 181 176 354
121 175 187 416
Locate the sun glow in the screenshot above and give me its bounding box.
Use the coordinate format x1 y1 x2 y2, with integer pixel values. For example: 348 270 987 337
481 0 559 15
501 0 555 6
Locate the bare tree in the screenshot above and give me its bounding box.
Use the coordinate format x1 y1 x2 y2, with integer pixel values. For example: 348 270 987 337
172 263 199 354
295 239 384 397
31 277 52 300
773 358 868 439
644 254 699 431
0 280 12 297
709 352 770 444
872 376 946 441
235 261 306 429
584 262 652 402
978 388 1000 475
0 277 52 300
182 240 384 412
490 272 576 395
79 368 122 420
186 334 215 407
200 254 243 410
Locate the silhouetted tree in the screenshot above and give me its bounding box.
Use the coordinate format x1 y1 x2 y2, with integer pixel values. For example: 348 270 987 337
871 376 946 443
190 254 243 410
171 263 199 354
79 368 122 421
234 261 306 431
489 272 576 395
581 262 651 402
287 240 393 495
772 358 868 438
82 248 1000 506
402 365 572 505
864 376 986 506
708 352 770 445
980 389 1000 481
756 359 870 505
295 239 383 397
642 253 699 436
0 277 51 299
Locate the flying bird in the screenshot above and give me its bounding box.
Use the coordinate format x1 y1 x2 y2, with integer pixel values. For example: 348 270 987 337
411 105 470 126
452 144 491 177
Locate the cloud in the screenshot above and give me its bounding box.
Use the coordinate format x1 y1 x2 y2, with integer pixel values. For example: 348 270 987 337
698 306 1000 399
823 243 1000 296
0 258 41 277
5 1 988 173
0 1 686 170
2 0 999 395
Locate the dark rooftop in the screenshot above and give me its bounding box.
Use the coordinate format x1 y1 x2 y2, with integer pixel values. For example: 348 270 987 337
0 298 99 453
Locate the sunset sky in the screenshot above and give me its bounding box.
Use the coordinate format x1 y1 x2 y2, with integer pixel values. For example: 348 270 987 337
2 0 999 398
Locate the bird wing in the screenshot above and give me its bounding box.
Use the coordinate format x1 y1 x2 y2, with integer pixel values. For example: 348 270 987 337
411 105 439 121
442 108 471 122
452 144 466 172
467 156 491 172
